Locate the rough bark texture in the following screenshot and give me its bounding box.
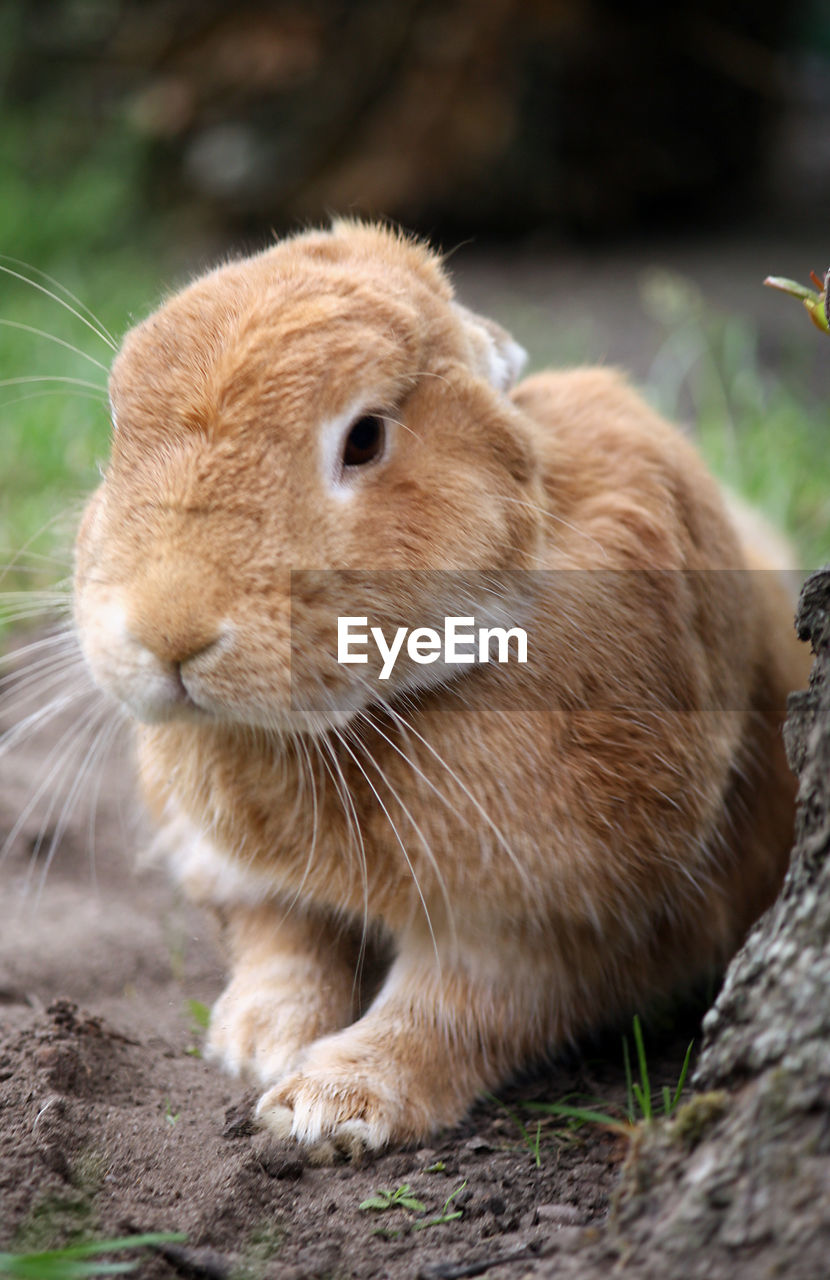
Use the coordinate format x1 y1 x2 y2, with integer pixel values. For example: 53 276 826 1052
537 567 830 1278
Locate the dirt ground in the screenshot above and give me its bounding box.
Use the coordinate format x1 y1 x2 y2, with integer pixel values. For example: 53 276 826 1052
0 673 708 1280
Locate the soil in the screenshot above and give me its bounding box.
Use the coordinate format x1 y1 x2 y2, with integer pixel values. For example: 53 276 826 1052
0 680 702 1279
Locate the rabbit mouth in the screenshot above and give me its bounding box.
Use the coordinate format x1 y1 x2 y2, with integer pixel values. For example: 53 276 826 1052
117 663 215 726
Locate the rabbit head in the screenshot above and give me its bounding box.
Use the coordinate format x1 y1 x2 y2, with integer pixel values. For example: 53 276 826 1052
74 222 541 734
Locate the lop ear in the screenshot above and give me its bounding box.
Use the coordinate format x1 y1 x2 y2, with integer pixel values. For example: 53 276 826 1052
453 303 528 393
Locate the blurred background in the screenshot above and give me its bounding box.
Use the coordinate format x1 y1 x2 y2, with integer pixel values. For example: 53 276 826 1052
1 0 828 590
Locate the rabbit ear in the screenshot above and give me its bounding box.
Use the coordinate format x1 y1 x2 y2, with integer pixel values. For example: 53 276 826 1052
453 303 528 392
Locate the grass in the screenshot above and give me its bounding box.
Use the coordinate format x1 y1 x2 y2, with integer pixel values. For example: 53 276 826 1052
622 1015 694 1124
237 1221 287 1278
163 1099 181 1127
183 998 211 1058
639 270 829 569
411 1182 467 1232
3 1149 185 1278
521 1015 695 1136
0 1233 186 1279
0 94 175 599
486 1094 545 1166
359 1182 467 1238
0 254 165 600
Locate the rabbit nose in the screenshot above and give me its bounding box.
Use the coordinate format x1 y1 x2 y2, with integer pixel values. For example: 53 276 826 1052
125 562 225 667
129 612 221 667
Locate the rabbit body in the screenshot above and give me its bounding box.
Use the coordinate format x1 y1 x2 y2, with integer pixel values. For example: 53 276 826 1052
73 223 806 1155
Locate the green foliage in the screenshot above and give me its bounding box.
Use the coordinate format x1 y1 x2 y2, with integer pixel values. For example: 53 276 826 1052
183 999 211 1058
359 1182 466 1238
411 1182 467 1232
765 271 829 335
163 1099 181 1127
622 1014 694 1124
0 80 170 595
0 1234 186 1280
0 256 162 597
486 1094 546 1165
641 270 829 569
186 999 211 1031
359 1185 426 1214
525 1015 694 1134
524 1098 630 1134
236 1221 287 1278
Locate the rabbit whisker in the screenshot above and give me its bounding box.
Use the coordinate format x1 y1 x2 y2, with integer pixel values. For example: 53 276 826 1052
3 687 109 877
499 494 611 562
379 698 536 901
0 260 118 350
29 701 123 904
0 318 111 373
0 387 109 413
315 727 371 962
330 720 442 970
0 375 107 393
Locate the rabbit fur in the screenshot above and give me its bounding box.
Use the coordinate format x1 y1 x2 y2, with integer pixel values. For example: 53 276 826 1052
73 221 808 1158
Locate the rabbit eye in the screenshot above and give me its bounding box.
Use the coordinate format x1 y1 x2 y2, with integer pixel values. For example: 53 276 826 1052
342 415 385 468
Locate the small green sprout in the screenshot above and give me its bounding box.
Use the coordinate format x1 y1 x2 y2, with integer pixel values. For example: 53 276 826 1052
0 1233 186 1279
764 269 829 334
184 999 211 1056
186 999 210 1030
163 1100 180 1127
359 1185 426 1214
411 1181 467 1231
360 1182 467 1237
486 1094 546 1164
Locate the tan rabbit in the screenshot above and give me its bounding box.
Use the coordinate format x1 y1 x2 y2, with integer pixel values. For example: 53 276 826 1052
73 221 808 1158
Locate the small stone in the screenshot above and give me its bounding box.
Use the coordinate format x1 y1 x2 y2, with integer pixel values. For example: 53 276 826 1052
461 1135 493 1156
536 1202 584 1226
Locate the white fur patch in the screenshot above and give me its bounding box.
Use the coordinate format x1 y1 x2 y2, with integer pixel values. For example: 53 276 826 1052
452 303 527 393
150 806 278 907
485 336 528 392
318 397 392 501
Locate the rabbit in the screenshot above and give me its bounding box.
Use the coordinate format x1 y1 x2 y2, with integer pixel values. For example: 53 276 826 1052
72 220 809 1158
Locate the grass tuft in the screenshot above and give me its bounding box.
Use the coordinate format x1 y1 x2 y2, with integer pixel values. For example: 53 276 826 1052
525 1015 695 1135
0 1233 186 1280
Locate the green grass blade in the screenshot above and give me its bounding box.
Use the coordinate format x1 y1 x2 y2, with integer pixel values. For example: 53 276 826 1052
623 1034 634 1124
632 1015 652 1121
0 1234 186 1280
186 999 210 1030
668 1040 695 1113
526 1101 629 1131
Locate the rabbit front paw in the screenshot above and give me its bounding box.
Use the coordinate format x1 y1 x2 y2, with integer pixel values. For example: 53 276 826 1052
206 966 337 1085
254 1031 450 1161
